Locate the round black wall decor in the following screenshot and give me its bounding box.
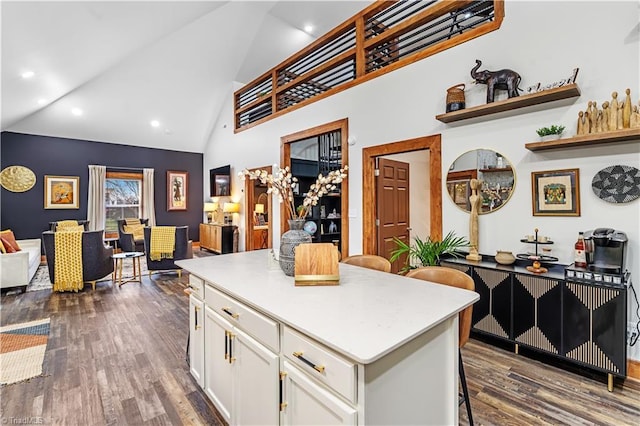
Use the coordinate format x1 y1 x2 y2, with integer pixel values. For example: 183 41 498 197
591 165 640 203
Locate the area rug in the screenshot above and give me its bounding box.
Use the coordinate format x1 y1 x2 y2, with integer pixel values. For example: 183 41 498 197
0 318 50 386
13 249 213 294
23 258 149 293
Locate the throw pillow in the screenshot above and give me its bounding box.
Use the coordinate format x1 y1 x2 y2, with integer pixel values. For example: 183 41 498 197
124 223 144 241
56 220 79 230
0 236 17 253
0 230 21 252
57 225 84 233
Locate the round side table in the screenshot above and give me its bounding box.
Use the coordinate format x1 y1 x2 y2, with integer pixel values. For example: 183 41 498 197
112 251 144 286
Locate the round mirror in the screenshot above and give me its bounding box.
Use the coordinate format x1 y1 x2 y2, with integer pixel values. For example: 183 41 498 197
446 149 515 214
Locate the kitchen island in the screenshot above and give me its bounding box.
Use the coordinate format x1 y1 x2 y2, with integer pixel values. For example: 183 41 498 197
177 250 478 425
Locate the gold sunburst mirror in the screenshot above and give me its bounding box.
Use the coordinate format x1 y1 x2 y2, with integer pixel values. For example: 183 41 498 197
0 165 36 192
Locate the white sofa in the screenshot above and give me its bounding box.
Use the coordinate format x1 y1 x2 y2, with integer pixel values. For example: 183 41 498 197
0 239 41 292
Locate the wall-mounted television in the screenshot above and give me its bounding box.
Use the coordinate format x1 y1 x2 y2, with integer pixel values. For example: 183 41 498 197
210 165 231 197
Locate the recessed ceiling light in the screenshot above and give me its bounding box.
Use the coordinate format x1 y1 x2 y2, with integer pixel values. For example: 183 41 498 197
37 98 47 105
71 107 83 116
150 120 160 128
21 71 35 79
304 24 313 33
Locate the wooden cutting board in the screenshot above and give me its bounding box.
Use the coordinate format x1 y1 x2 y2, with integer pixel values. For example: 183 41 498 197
294 243 340 286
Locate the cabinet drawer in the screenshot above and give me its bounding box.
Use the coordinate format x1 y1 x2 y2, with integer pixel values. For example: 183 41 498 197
283 326 356 404
205 285 279 352
188 274 204 299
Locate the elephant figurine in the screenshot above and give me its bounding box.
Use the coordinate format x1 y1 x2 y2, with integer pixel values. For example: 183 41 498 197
471 59 521 103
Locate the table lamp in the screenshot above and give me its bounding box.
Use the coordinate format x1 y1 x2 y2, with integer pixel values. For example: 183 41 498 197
223 202 240 225
204 202 217 223
254 203 265 225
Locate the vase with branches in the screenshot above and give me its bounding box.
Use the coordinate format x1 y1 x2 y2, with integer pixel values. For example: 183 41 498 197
241 164 348 276
241 165 348 220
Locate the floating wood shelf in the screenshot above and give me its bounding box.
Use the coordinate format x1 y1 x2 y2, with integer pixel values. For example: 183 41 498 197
435 83 581 123
525 128 640 152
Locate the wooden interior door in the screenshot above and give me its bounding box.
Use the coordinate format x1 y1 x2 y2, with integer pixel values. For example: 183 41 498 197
244 166 272 251
376 158 410 273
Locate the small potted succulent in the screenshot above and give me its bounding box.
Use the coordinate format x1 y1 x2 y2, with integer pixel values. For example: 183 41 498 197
536 125 565 141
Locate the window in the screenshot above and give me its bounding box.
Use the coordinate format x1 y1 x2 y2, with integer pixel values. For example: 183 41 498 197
105 171 143 235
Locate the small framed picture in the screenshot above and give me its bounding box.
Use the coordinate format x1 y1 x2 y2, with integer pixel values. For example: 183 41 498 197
531 168 580 216
44 175 79 209
167 170 188 211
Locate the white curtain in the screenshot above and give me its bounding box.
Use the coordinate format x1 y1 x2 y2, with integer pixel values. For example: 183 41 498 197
87 165 106 231
143 168 156 226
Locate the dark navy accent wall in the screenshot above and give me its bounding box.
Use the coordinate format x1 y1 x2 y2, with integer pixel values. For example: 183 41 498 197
1 132 203 242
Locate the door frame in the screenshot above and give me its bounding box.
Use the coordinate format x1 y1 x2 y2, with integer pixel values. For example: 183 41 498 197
244 166 273 251
362 134 442 255
281 118 349 257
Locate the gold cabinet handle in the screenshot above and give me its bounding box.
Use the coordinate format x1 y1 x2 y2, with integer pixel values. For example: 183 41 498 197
194 306 201 330
221 307 239 319
224 330 229 360
293 351 325 373
279 371 287 411
228 333 236 364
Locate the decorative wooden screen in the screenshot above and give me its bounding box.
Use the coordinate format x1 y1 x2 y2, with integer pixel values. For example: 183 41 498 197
234 0 504 131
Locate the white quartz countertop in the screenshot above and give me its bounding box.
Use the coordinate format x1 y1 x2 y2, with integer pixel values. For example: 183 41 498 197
177 250 478 364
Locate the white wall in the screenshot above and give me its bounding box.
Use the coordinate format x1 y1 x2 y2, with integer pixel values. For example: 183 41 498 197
204 1 640 359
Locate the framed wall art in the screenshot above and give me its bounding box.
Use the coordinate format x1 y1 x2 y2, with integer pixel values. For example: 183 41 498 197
531 168 580 216
44 175 79 209
167 170 188 211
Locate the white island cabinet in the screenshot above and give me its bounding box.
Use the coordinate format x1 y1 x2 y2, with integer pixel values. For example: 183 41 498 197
187 275 205 388
177 251 478 425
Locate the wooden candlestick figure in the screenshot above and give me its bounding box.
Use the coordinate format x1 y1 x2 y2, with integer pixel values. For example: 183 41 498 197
589 101 598 132
466 178 482 261
577 111 586 135
623 88 632 128
601 101 610 132
631 105 640 128
609 91 619 130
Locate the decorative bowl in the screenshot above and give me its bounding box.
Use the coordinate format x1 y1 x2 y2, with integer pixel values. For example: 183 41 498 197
495 250 516 265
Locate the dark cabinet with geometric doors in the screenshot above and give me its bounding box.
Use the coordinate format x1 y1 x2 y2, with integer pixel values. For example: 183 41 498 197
562 281 627 376
441 258 629 389
513 273 562 356
471 267 511 339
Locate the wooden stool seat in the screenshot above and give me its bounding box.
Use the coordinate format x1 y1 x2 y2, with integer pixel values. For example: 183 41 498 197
341 254 391 273
406 266 476 425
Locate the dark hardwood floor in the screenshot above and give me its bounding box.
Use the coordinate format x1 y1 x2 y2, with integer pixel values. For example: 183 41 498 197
1 262 639 425
0 266 225 426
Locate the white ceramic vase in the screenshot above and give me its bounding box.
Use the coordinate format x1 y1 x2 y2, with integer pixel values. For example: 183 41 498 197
540 134 561 142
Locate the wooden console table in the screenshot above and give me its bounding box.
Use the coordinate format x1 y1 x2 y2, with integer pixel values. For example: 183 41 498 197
199 223 236 254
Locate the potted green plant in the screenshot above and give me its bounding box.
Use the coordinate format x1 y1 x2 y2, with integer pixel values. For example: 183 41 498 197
390 231 470 273
536 124 565 141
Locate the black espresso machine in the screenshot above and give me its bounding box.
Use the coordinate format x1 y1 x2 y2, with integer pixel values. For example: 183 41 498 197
565 228 629 287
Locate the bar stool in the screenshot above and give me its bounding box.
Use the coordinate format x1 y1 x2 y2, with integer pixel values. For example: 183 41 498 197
406 266 475 426
341 254 392 272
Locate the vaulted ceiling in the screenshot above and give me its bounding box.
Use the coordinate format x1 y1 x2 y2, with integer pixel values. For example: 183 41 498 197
1 1 370 153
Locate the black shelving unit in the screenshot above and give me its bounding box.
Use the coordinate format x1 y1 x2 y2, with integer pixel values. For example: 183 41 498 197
291 132 343 248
